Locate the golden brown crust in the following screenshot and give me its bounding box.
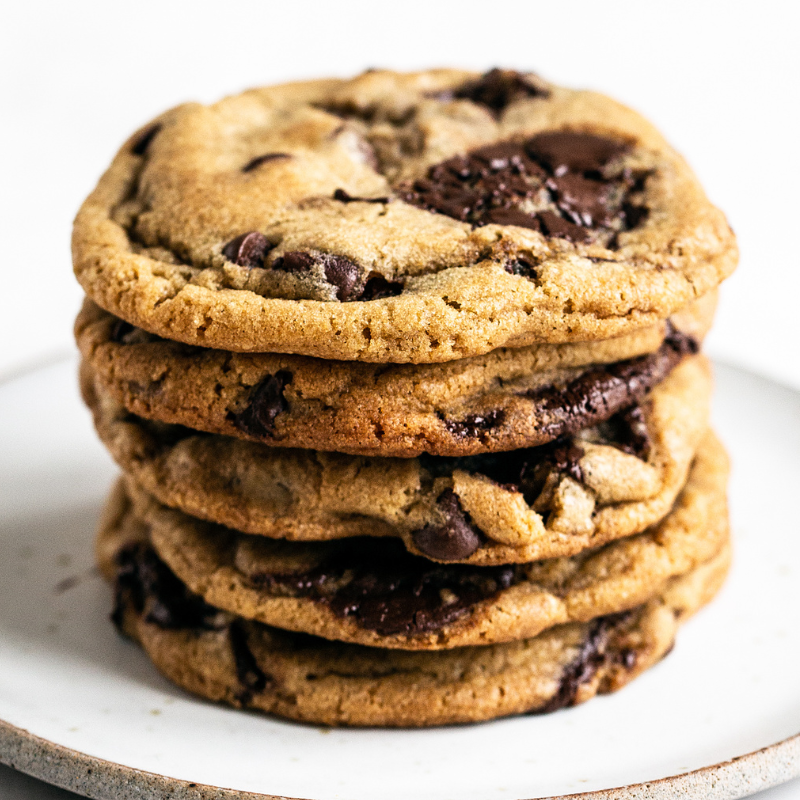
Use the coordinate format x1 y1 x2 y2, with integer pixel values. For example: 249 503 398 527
73 70 736 362
75 293 716 457
101 431 729 650
111 542 730 727
82 355 713 566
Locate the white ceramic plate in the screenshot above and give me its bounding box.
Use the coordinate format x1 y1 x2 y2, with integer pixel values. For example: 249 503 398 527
0 359 798 800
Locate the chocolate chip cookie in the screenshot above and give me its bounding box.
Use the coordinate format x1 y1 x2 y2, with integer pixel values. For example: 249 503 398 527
104 519 730 725
73 69 737 363
99 430 728 650
83 353 712 565
76 293 715 457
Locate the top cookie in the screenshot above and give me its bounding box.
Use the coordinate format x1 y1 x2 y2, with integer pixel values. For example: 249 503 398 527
73 68 737 363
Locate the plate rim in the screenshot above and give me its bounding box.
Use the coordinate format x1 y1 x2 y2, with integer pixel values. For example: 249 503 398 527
0 357 799 800
1 719 797 800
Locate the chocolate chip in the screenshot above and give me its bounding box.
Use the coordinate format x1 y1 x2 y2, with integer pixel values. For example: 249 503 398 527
229 622 268 700
443 409 506 441
242 153 291 172
131 123 162 156
526 132 628 175
273 251 362 301
231 371 292 438
222 232 271 268
333 188 389 204
448 69 549 115
359 273 404 300
272 251 316 273
411 489 483 561
323 255 360 301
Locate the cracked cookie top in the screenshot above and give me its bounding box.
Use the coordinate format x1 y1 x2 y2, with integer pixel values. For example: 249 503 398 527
73 68 737 362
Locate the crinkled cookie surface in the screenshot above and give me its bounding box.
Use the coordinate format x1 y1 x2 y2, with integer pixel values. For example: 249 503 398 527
73 69 737 362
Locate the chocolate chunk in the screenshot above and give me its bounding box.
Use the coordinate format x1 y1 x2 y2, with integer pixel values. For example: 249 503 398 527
112 543 219 631
323 255 360 301
242 153 291 172
110 319 136 344
526 132 628 175
333 188 389 204
229 622 268 700
527 329 697 440
602 403 652 459
537 210 591 243
272 251 317 273
548 173 614 227
485 207 542 230
411 489 483 561
131 123 162 156
535 611 632 714
443 409 506 441
222 232 271 268
273 251 362 301
248 538 518 637
622 202 649 229
232 371 292 438
359 273 403 300
515 439 585 506
505 255 540 280
400 131 640 243
448 69 549 115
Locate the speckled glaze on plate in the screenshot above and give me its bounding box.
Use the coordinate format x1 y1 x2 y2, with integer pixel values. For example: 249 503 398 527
0 359 798 800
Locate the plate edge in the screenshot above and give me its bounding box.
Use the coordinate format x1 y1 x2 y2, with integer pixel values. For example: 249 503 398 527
0 718 797 800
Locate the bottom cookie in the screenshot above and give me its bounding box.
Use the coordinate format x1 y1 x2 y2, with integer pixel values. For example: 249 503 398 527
110 539 729 727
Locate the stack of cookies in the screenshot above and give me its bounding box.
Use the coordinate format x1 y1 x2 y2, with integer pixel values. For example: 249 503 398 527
73 69 737 727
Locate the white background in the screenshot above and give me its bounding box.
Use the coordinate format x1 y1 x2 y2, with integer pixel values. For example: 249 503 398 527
2 0 800 389
0 1 798 798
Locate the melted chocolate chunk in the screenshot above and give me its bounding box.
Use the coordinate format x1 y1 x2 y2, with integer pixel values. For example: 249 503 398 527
548 173 615 227
535 611 632 714
229 621 269 700
222 232 271 268
231 371 292 439
360 273 404 300
600 404 652 460
399 132 644 246
537 210 590 243
443 409 506 441
527 328 697 440
249 538 519 638
518 440 585 507
333 188 390 204
447 69 549 115
273 251 362 301
110 319 136 344
112 543 219 631
411 489 483 561
242 153 291 172
526 132 628 175
130 123 162 156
